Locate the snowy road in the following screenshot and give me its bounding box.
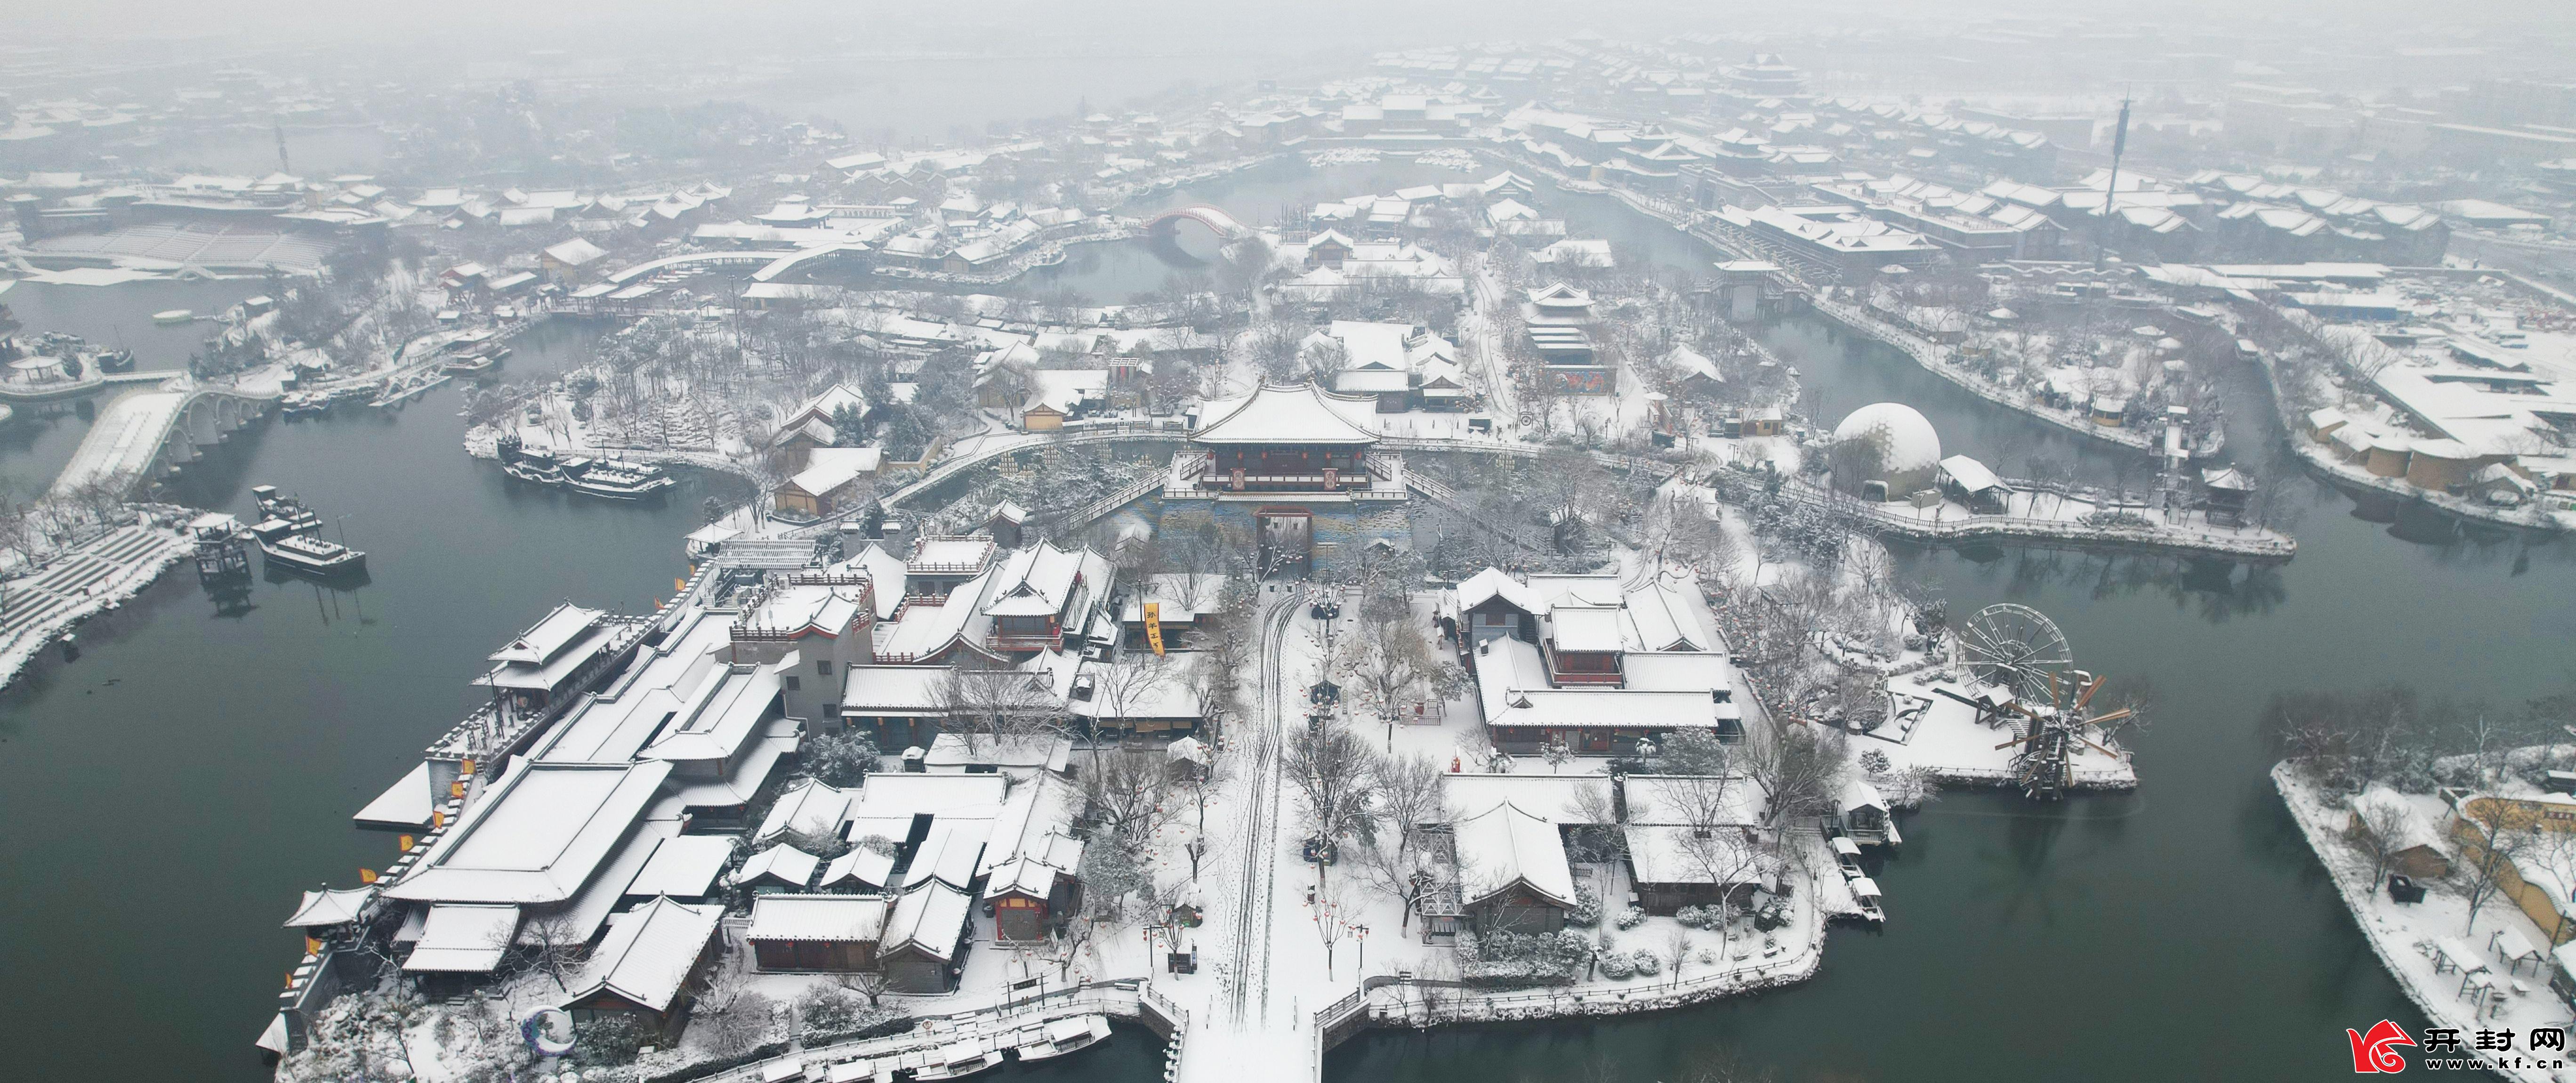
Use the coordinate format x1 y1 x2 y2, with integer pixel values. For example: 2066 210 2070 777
1224 594 1296 1026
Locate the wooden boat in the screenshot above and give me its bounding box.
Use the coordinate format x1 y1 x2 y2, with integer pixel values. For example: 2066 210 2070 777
442 353 497 376
259 532 366 577
911 1042 1005 1080
563 457 676 499
152 309 193 325
1012 1015 1111 1062
495 434 568 485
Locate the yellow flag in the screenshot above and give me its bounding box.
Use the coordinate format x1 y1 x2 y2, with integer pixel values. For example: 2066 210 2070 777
398 834 415 852
459 758 475 775
1143 602 1165 656
306 936 322 954
676 577 687 592
359 868 378 884
432 810 445 828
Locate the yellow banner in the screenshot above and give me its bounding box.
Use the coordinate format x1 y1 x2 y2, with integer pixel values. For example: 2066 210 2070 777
1143 602 1165 656
398 834 415 852
359 868 378 884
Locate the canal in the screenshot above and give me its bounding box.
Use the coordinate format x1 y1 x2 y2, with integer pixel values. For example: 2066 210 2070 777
1321 176 2576 1082
0 155 2567 1083
0 314 750 1082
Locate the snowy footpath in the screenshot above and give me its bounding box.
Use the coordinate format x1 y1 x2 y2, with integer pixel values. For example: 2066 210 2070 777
2275 764 2575 1081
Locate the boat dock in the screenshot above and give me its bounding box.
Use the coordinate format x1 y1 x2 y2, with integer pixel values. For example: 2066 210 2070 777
704 983 1183 1083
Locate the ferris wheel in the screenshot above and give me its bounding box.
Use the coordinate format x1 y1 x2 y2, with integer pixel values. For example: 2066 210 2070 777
1956 603 2074 701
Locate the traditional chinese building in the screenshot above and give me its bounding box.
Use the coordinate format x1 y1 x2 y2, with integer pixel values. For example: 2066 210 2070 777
1164 383 1409 574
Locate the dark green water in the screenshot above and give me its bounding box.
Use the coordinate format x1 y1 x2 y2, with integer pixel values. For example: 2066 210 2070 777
0 315 748 1081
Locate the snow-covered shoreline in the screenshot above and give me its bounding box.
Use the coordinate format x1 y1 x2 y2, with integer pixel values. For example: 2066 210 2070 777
2239 346 2571 534
0 520 192 694
1804 295 2166 456
2272 762 2567 1083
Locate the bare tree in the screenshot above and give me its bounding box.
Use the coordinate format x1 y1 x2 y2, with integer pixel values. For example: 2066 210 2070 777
1747 722 1848 846
1087 652 1176 766
1286 720 1382 882
1080 748 1175 853
2348 797 2414 891
519 913 588 991
2454 810 2539 937
1355 753 1450 929
1337 617 1436 749
935 665 1057 742
832 968 894 1009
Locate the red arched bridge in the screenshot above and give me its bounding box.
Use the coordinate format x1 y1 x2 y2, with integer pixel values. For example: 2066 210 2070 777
1144 204 1249 242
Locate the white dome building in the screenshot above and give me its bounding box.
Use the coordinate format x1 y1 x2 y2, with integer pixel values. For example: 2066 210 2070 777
1830 403 1941 501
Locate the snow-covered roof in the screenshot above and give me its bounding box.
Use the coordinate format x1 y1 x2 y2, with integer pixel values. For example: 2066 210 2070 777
387 761 673 905
749 893 889 943
925 732 1072 775
1621 582 1717 653
786 447 882 497
624 835 737 899
1549 607 1626 653
981 543 1095 619
543 238 609 267
570 897 723 1012
284 886 377 928
2351 786 2448 856
1457 566 1545 616
910 536 996 574
638 663 784 765
820 848 897 890
490 603 607 665
1624 824 1762 886
354 761 436 828
1472 637 1738 733
1624 774 1765 827
402 903 521 972
740 583 868 640
758 778 858 843
1190 383 1380 446
840 665 957 714
1940 454 2005 493
734 843 821 888
1453 800 1577 909
903 817 991 890
881 881 973 961
1447 774 1611 824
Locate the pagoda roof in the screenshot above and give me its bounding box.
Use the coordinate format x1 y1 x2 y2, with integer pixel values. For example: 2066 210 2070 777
1191 382 1379 446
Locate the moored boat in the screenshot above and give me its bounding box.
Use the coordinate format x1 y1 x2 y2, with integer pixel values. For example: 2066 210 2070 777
563 457 676 499
911 1042 1005 1080
258 532 366 577
443 353 497 376
152 309 193 325
494 433 567 485
1011 1015 1111 1062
